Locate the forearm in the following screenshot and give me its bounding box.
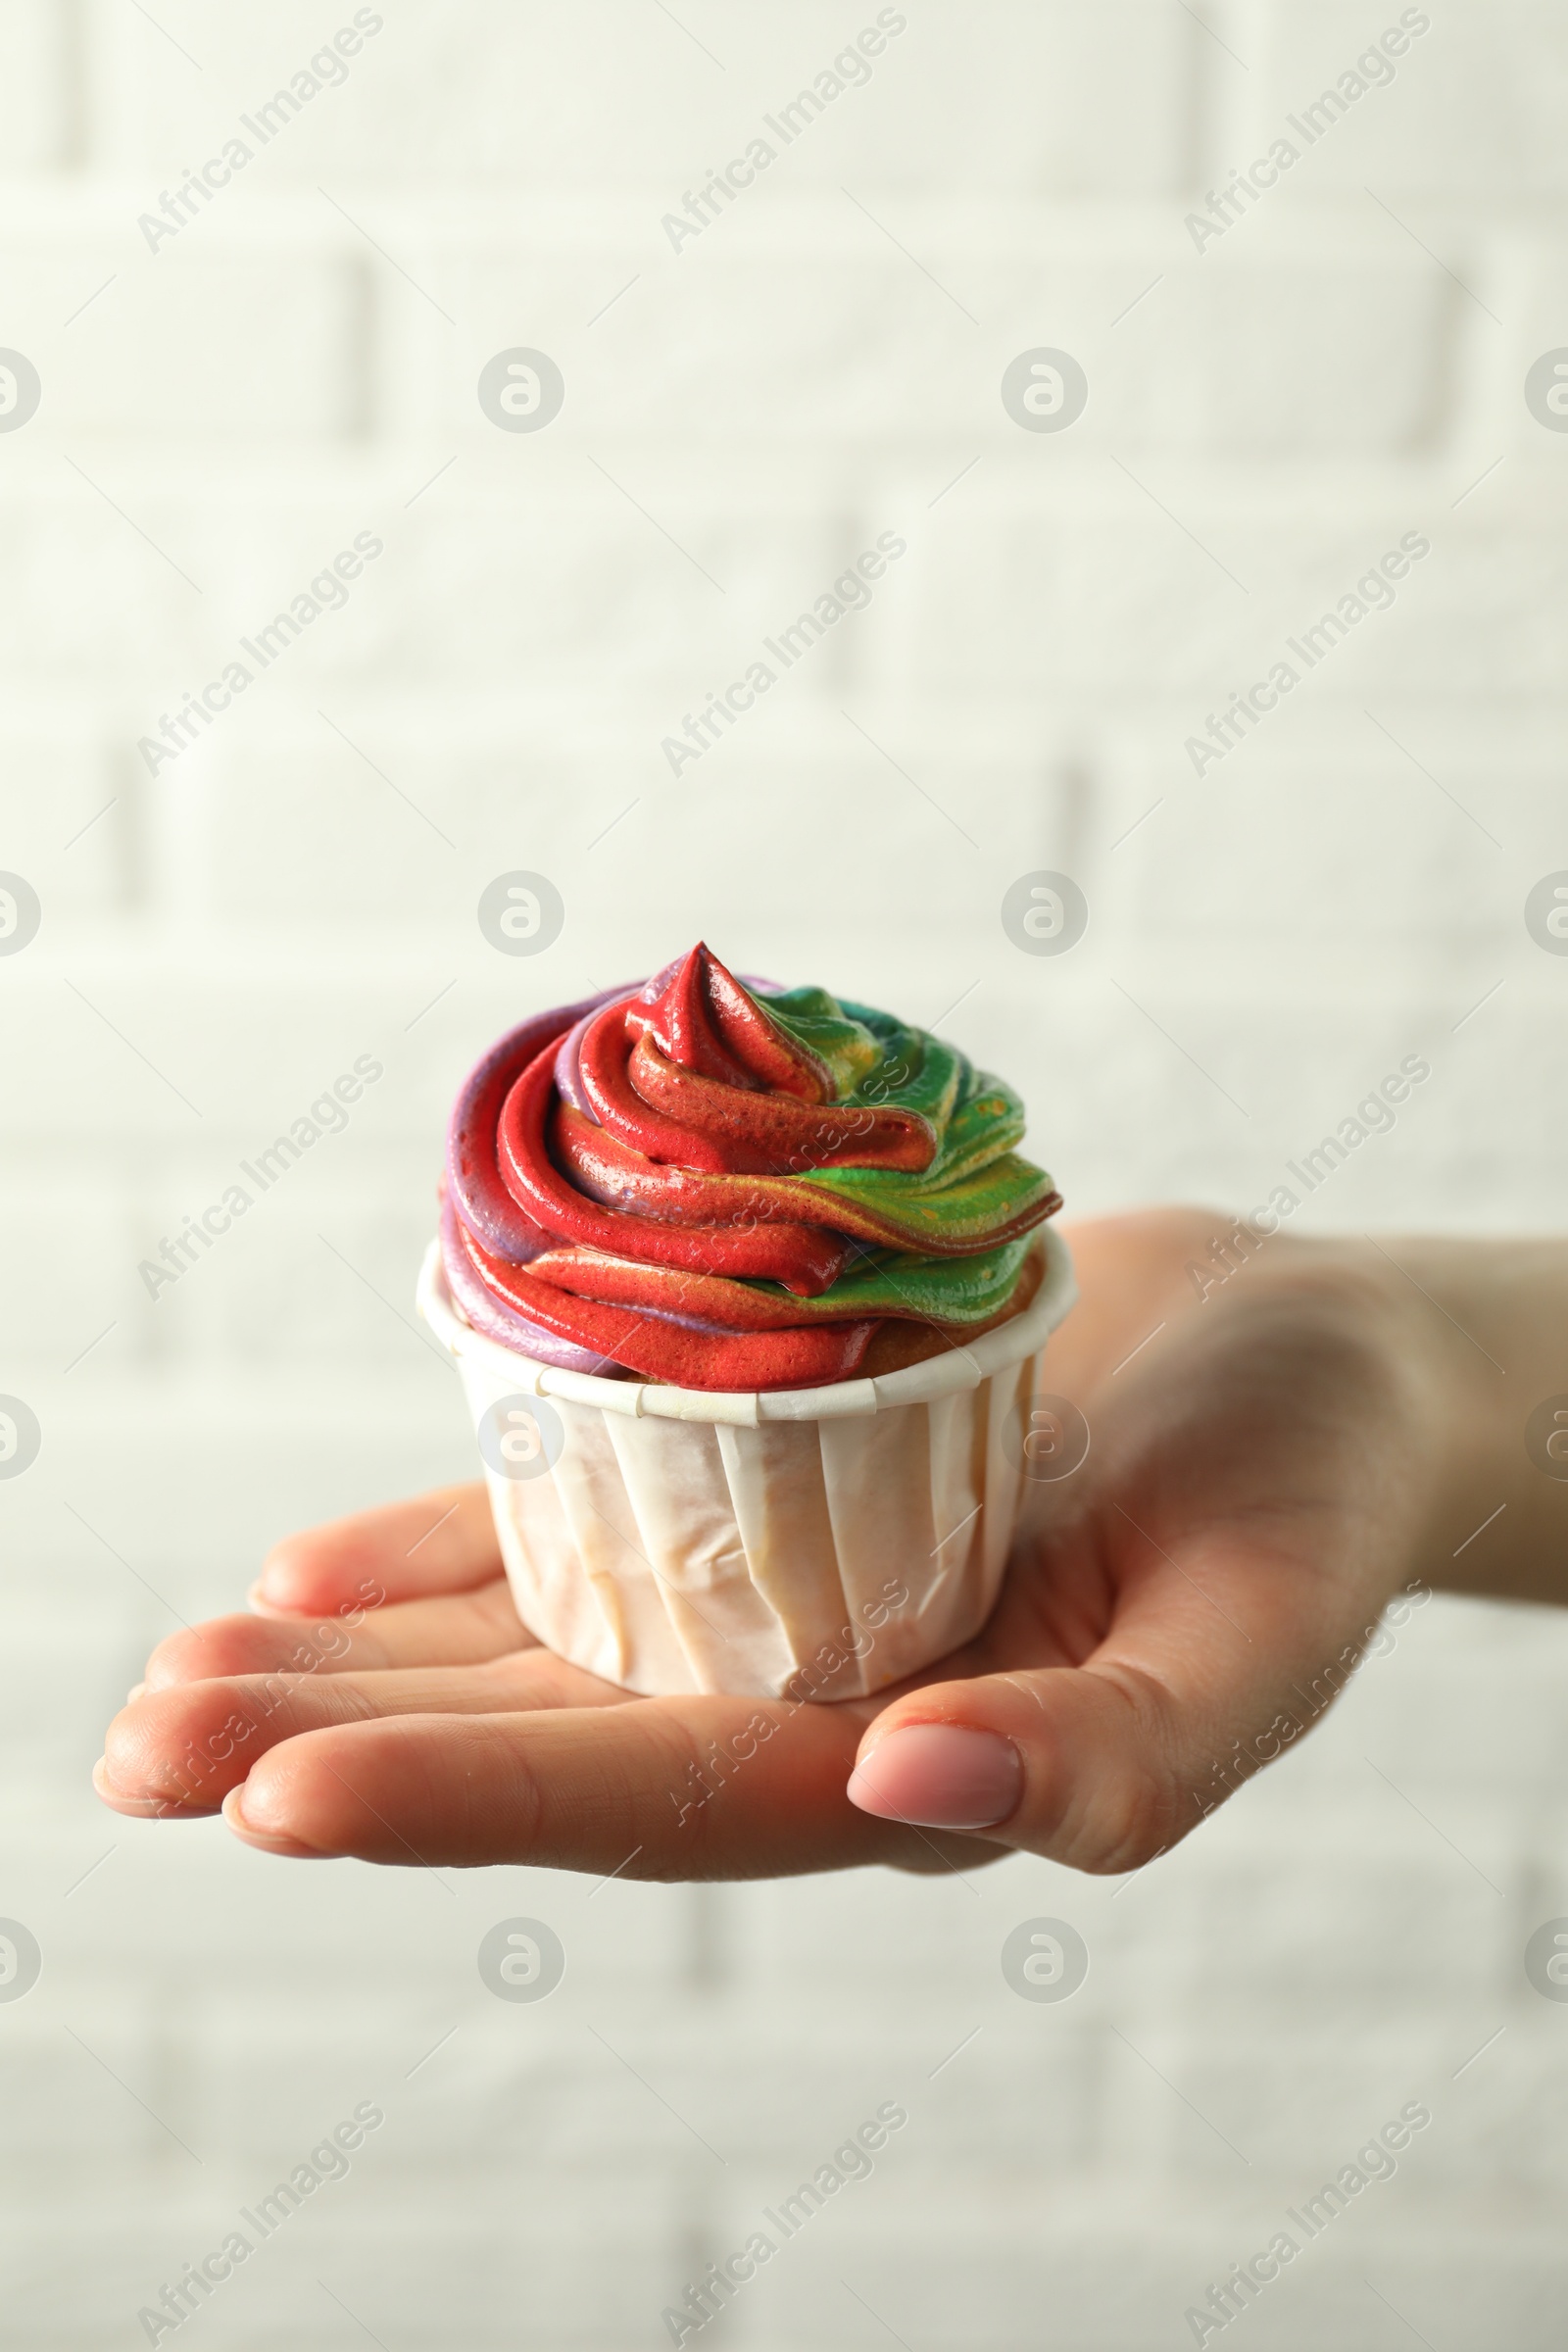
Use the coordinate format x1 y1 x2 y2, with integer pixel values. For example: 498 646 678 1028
1059 1212 1568 1612
1375 1237 1568 1604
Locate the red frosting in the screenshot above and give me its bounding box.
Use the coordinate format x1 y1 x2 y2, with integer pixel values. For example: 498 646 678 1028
442 944 1056 1390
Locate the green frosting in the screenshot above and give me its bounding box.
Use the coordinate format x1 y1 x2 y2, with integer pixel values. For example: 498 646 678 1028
750 986 1055 1304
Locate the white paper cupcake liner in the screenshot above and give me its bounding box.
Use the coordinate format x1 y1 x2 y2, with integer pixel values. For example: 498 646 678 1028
416 1226 1077 1700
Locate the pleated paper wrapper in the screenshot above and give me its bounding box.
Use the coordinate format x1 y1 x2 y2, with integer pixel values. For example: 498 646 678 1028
416 1226 1076 1700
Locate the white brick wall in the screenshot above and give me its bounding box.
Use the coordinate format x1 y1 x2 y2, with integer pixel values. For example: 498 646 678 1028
3 4 1566 2344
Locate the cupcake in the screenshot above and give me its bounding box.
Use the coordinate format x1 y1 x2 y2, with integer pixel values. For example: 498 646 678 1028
418 944 1074 1699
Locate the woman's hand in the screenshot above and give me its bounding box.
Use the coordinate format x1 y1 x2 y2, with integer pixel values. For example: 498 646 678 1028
94 1208 1532 1880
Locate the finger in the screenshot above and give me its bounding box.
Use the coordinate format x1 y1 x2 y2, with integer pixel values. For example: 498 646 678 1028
858 1247 1425 1870
845 1666 1163 1869
101 1647 635 1813
250 1484 499 1616
91 1754 217 1822
217 1695 990 1877
846 1523 1383 1873
143 1581 526 1690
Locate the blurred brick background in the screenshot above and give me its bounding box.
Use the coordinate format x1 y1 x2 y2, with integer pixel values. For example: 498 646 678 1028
2 2 1567 2345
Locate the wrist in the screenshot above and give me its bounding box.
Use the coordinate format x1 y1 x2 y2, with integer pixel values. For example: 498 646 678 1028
1254 1232 1443 1604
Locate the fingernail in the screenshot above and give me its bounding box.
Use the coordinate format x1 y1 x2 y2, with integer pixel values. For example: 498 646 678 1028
125 1681 146 1704
91 1756 216 1820
846 1724 1022 1831
246 1576 290 1617
220 1784 322 1858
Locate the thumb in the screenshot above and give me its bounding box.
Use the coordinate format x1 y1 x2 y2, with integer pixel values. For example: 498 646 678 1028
845 1641 1328 1875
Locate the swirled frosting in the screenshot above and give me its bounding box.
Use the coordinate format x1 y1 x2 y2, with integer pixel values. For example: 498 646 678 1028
441 944 1061 1392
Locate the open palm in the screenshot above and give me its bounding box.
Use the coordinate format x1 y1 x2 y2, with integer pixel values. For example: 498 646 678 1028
97 1209 1437 1879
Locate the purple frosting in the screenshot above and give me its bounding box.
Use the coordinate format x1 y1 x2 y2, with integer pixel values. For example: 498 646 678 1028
445 983 635 1265
440 1195 740 1375
440 1195 617 1372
